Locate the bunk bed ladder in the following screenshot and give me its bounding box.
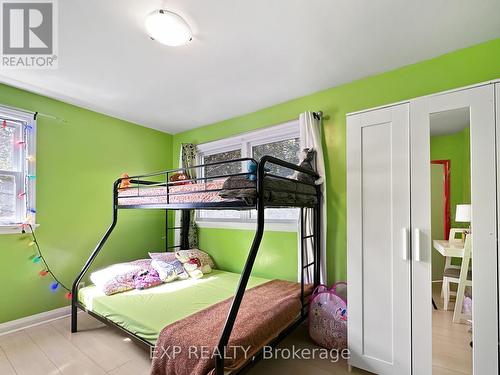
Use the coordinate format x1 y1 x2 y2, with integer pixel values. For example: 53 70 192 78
299 198 321 318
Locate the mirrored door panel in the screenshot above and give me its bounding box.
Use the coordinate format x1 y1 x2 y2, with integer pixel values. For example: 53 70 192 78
430 108 472 374
411 85 497 375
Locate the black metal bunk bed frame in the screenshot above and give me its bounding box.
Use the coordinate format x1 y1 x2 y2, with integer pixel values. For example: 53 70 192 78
71 155 321 375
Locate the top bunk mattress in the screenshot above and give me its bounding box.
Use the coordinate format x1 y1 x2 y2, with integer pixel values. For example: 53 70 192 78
117 179 230 206
117 176 318 207
78 269 270 344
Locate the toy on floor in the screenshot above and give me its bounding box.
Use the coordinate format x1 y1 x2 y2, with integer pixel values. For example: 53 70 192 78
308 282 348 350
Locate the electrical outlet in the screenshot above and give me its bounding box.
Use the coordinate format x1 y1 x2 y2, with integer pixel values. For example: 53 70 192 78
78 282 85 290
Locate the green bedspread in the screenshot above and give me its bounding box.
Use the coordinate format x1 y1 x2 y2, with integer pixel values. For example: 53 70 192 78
78 270 270 344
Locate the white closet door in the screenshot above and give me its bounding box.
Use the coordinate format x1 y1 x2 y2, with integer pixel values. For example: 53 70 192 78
411 84 498 375
347 103 411 375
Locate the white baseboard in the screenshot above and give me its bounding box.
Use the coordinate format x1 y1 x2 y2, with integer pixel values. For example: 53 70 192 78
0 306 71 336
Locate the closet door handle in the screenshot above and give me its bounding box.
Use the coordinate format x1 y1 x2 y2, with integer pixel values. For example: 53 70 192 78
401 228 409 261
414 228 421 262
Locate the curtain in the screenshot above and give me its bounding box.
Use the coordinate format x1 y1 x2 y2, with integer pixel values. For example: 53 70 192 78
298 112 327 284
179 143 198 249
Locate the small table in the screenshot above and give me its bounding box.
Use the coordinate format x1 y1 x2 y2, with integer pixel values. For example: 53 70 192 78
433 240 465 258
433 239 465 311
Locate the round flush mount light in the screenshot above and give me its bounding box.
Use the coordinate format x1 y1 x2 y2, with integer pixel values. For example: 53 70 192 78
145 10 192 47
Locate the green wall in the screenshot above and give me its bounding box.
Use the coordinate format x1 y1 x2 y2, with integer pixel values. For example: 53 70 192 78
200 229 297 281
0 84 172 323
431 127 471 225
173 38 500 285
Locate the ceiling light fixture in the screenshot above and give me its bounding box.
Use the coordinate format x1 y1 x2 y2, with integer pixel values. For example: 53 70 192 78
145 9 192 47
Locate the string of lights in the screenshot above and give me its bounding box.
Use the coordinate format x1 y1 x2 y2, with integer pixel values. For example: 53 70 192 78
23 224 72 299
4 116 70 299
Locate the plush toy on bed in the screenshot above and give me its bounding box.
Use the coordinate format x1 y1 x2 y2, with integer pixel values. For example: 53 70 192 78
119 173 131 189
169 172 191 185
175 249 213 278
294 148 318 185
246 161 270 181
182 258 204 279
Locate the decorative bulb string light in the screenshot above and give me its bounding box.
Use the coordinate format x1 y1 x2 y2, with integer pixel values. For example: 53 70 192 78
3 108 66 296
23 224 72 299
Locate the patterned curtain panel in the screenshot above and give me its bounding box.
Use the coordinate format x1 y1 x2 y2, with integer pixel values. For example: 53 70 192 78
180 143 198 249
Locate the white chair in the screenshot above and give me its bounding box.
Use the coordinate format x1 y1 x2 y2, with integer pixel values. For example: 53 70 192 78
441 228 466 301
442 234 472 323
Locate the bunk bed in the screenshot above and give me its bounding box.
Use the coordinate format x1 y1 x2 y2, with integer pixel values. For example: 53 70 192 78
71 155 321 375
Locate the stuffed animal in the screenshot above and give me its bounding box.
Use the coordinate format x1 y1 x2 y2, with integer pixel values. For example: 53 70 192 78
119 173 131 189
170 172 191 185
246 161 270 181
296 148 317 184
182 257 205 279
175 249 213 279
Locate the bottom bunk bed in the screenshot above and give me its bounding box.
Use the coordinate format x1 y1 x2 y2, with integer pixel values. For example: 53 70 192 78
77 269 313 374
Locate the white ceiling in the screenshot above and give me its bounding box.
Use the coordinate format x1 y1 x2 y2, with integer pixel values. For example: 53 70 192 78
1 0 499 134
430 108 470 136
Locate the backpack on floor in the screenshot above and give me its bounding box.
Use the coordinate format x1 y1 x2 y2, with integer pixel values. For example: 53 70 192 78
308 282 348 350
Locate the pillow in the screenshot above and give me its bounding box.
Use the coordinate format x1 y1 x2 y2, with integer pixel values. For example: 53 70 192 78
175 249 215 270
148 252 177 263
151 259 177 282
133 269 162 290
169 259 190 280
90 259 152 295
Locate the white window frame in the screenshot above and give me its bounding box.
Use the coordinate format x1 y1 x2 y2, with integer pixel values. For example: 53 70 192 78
196 120 300 232
0 105 36 234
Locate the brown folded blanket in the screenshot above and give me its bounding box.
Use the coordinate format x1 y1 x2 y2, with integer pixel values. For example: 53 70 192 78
151 280 312 375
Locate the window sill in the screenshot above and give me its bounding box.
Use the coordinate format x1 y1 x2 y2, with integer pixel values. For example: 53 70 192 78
0 224 39 234
196 220 297 232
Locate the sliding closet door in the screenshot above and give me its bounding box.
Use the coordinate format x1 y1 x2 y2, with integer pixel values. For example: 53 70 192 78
347 103 411 375
411 85 498 375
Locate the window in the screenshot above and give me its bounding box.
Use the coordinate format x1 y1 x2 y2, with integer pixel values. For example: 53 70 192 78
196 121 300 231
0 106 36 233
204 149 242 178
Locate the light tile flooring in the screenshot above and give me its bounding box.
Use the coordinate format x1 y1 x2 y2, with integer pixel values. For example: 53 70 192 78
0 313 369 375
0 285 471 375
432 282 472 375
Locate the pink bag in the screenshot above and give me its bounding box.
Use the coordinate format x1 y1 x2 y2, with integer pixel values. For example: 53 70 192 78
308 282 347 350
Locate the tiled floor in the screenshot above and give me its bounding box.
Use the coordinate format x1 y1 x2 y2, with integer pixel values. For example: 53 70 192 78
432 282 472 375
0 284 472 375
0 313 367 375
